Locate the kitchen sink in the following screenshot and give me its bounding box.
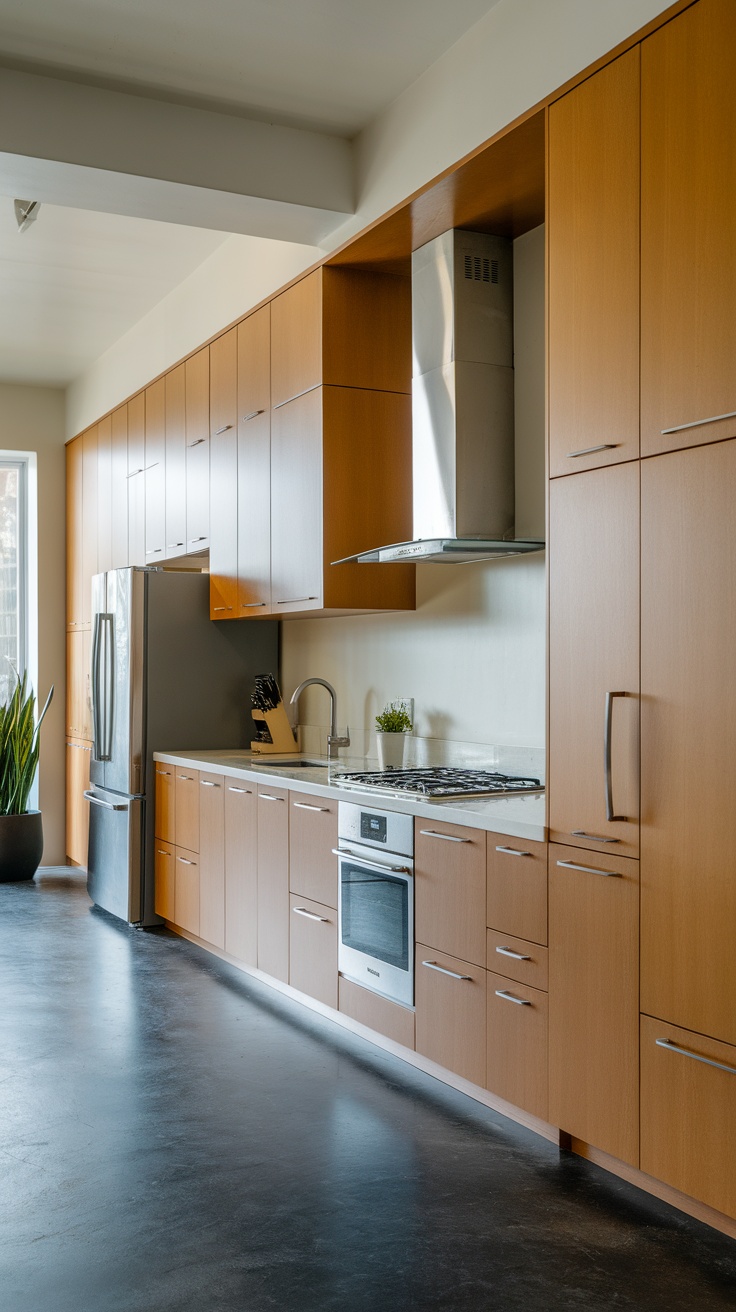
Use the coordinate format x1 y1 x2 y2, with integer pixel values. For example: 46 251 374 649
255 758 326 768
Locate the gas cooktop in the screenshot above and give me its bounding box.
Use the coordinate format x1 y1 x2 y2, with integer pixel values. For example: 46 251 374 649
333 766 543 799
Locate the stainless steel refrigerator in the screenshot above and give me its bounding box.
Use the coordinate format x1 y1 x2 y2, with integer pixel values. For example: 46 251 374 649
86 567 277 926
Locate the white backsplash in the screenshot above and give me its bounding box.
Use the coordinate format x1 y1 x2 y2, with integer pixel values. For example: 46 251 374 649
298 723 545 784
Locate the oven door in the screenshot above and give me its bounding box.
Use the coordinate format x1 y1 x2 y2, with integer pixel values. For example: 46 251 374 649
336 842 414 1008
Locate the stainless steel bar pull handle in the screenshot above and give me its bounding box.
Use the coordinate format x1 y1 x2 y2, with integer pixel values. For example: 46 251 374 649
293 907 330 923
166 542 185 550
242 409 265 422
419 830 472 844
661 408 736 436
228 786 251 794
200 781 220 788
84 791 128 812
177 857 196 866
655 1037 736 1076
187 437 206 448
91 612 102 758
495 989 531 1006
155 769 171 776
276 596 318 605
189 536 207 544
213 606 232 612
572 830 620 844
214 424 232 434
495 845 531 857
260 793 285 802
294 802 329 812
421 961 472 981
332 848 410 875
495 946 532 961
557 859 620 877
156 849 170 857
566 443 618 459
604 690 628 822
241 601 266 608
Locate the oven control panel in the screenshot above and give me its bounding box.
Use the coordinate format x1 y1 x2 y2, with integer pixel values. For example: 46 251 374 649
338 800 414 857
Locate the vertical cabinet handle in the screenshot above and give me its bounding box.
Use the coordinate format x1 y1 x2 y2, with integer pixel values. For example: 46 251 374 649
604 690 629 822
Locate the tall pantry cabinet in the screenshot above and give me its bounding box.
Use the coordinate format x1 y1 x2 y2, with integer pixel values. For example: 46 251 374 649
547 0 736 1221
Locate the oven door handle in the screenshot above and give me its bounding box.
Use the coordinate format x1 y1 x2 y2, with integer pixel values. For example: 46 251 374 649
332 848 411 875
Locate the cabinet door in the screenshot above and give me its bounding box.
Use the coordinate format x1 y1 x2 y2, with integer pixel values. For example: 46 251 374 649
415 821 486 968
127 393 146 567
65 739 91 866
81 424 98 624
66 628 91 738
199 774 225 949
271 270 321 408
154 841 175 920
415 946 486 1087
224 778 258 966
96 416 113 575
256 785 289 982
640 1015 736 1220
65 436 84 626
144 378 166 564
165 364 187 558
175 768 199 852
154 763 175 843
237 306 271 615
548 48 640 475
288 791 337 907
175 847 199 936
289 894 338 1008
185 348 210 552
270 388 323 614
487 834 548 946
487 972 548 1121
641 442 736 1045
548 464 639 857
642 0 736 456
209 329 238 618
548 843 639 1166
110 406 128 569
338 977 415 1049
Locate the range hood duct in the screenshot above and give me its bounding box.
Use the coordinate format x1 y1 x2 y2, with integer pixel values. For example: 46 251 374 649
335 229 544 565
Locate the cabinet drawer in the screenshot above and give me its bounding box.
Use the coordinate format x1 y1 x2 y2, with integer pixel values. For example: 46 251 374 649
487 834 548 945
415 945 486 1088
175 846 199 936
289 894 338 1009
338 976 415 1050
486 929 548 991
289 791 338 907
154 763 175 843
175 769 199 852
154 840 175 920
641 1015 736 1221
415 821 486 968
487 972 548 1121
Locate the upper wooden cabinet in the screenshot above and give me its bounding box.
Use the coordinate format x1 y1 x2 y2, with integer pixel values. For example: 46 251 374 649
548 48 640 476
110 406 128 569
96 416 112 575
66 435 83 627
209 328 239 618
144 377 166 564
548 463 640 858
641 0 736 456
164 364 187 559
127 393 146 568
237 307 271 615
185 348 210 553
80 424 98 624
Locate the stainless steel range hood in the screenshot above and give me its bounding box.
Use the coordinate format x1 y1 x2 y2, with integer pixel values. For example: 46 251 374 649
335 229 544 565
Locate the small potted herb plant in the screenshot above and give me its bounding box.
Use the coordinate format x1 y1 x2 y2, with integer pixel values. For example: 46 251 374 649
0 671 53 882
375 701 412 771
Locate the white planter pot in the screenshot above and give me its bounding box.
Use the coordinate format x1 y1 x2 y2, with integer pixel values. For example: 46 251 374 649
376 732 408 770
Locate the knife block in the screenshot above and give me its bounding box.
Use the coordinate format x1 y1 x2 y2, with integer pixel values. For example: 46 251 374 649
250 703 299 755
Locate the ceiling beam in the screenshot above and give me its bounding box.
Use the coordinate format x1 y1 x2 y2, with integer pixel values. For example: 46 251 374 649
0 67 354 244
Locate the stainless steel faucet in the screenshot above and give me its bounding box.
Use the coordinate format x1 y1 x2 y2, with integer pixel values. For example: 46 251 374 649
289 678 350 761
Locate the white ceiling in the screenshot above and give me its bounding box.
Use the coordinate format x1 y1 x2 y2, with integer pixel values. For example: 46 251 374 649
0 0 500 136
0 198 226 385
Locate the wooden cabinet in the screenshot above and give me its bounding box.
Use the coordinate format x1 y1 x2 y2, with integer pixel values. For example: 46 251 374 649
199 774 225 949
271 271 322 408
96 415 112 575
270 387 323 613
154 763 175 843
174 768 199 853
487 834 547 946
144 377 166 563
81 424 98 624
289 894 338 1008
209 329 238 617
548 843 639 1166
548 464 639 858
66 435 84 627
486 972 548 1121
237 306 271 615
175 847 200 936
110 406 128 569
415 946 486 1087
185 348 209 552
65 739 91 867
338 976 415 1049
288 791 337 907
127 393 146 567
641 441 736 1046
66 628 91 739
256 784 289 982
486 929 547 993
640 1015 736 1221
224 778 258 966
164 364 187 559
154 841 175 920
548 48 640 476
641 0 736 457
415 821 486 969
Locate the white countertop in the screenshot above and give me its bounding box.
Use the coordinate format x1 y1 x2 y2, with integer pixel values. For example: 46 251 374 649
153 749 547 842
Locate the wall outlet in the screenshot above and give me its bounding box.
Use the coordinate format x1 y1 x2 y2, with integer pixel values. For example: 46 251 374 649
396 698 414 729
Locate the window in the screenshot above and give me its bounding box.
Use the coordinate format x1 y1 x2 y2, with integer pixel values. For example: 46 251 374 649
0 457 28 704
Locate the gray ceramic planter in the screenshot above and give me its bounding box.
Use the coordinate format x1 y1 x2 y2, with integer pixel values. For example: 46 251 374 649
0 811 43 882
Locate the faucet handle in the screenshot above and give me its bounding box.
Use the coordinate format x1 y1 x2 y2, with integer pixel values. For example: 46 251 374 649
327 726 350 758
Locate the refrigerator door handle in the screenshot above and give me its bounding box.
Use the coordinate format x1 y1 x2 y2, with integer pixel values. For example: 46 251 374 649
84 790 129 812
91 612 102 758
102 612 115 761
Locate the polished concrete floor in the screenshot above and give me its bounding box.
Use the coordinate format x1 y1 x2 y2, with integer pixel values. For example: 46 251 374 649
1 871 735 1312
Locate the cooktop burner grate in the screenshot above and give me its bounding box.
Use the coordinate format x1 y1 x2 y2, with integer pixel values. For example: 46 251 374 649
333 766 543 799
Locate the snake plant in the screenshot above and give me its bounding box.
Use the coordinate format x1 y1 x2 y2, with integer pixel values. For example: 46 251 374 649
0 671 53 816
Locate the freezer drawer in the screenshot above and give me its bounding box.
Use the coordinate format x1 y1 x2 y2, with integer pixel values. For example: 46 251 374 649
86 787 144 924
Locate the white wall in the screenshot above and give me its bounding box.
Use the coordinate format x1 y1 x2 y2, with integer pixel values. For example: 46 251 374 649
0 383 66 863
281 225 546 751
